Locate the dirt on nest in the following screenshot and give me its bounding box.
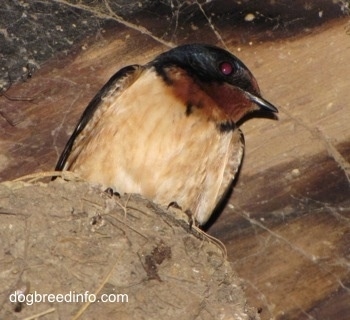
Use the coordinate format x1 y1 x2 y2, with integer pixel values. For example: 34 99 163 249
0 175 259 320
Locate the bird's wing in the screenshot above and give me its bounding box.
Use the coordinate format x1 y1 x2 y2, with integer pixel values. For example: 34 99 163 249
215 128 245 209
55 64 144 171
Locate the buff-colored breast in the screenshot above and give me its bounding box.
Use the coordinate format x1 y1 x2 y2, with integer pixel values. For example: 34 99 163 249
67 68 244 225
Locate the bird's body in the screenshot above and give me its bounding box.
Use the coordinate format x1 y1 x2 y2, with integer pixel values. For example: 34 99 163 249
55 44 277 225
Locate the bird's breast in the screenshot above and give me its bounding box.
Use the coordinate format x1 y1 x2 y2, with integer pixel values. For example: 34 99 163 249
68 68 241 224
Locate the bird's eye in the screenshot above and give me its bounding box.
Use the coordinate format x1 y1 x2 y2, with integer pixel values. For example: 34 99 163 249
219 62 234 76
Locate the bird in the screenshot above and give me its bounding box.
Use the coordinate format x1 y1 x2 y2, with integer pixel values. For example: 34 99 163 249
54 44 278 226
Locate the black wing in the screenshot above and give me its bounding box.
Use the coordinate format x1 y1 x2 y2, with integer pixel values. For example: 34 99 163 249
54 65 143 172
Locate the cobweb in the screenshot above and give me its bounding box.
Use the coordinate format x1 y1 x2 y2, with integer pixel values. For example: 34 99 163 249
0 1 349 319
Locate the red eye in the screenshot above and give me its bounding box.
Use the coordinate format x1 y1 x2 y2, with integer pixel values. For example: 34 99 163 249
219 62 234 75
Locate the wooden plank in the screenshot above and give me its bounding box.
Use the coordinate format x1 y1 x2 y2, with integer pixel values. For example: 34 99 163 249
0 10 349 319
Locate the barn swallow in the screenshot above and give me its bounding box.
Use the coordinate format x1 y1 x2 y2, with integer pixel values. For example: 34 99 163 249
54 44 277 226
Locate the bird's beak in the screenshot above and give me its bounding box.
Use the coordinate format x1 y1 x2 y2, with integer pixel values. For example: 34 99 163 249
245 91 278 113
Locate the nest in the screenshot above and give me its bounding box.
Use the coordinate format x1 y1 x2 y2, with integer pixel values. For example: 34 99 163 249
0 172 259 320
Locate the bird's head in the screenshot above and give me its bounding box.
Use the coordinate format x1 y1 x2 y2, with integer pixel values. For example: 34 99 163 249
151 44 278 123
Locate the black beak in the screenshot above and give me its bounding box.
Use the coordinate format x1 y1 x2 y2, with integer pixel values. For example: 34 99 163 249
245 91 278 113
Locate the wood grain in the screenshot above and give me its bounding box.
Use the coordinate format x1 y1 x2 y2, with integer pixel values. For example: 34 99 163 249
0 13 349 319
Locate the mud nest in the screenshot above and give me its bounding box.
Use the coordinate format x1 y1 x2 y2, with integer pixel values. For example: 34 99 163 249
0 175 259 319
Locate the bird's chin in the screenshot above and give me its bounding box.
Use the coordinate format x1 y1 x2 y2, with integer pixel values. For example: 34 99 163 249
202 82 257 123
